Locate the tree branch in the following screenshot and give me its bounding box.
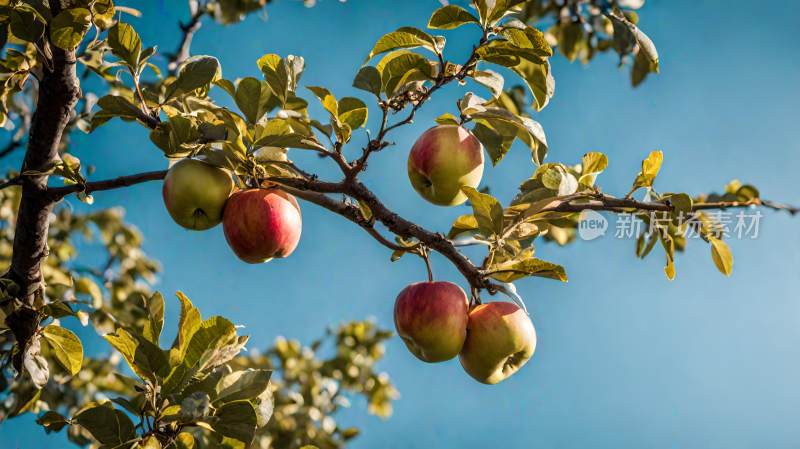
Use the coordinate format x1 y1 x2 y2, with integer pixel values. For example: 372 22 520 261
536 193 800 215
0 140 23 160
46 170 168 200
7 12 81 301
168 1 205 74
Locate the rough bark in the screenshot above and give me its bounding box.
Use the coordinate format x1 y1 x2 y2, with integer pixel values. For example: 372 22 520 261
7 39 80 303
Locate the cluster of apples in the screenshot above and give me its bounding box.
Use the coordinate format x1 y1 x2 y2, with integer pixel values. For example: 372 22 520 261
399 125 538 384
161 159 302 262
394 282 536 384
162 124 535 384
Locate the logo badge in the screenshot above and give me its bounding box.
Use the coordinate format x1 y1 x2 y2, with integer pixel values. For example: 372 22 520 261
577 210 607 241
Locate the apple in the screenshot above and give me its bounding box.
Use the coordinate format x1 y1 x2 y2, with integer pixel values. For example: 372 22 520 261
459 302 536 384
223 189 302 263
393 281 469 363
162 159 234 230
407 125 484 206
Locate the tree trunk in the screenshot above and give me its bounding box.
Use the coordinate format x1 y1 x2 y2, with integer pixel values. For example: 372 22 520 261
7 37 80 304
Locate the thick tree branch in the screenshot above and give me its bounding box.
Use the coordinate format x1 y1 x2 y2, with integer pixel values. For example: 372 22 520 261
7 19 81 301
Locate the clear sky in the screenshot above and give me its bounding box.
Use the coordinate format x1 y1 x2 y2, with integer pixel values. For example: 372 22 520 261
4 0 800 448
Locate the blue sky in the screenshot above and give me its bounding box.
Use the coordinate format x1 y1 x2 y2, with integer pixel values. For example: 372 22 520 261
4 0 800 448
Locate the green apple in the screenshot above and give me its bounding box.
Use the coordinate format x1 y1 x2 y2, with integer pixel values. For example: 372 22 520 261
393 281 469 363
223 189 302 263
459 302 536 384
407 125 484 206
162 159 234 230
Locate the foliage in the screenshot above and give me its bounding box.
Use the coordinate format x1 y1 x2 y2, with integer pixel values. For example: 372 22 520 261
0 187 395 447
0 0 792 446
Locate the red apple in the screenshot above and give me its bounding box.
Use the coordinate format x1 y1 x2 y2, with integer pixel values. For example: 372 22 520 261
459 302 537 384
393 281 469 363
407 125 484 206
222 189 302 263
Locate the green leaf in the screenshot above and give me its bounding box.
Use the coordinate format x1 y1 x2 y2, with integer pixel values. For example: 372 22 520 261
169 55 221 98
36 411 69 434
659 232 676 280
175 433 196 449
470 107 548 164
213 400 258 444
234 77 266 124
214 369 272 404
710 238 733 276
108 22 142 68
139 435 162 449
365 27 441 62
49 8 91 50
163 316 243 394
539 164 578 195
41 325 83 375
476 40 546 67
104 327 169 382
735 184 760 202
579 152 608 185
353 66 382 97
90 94 143 129
485 0 527 25
376 50 435 96
74 402 136 446
252 133 327 151
472 120 514 166
447 214 479 239
500 26 552 57
435 113 460 126
488 257 567 283
461 186 504 236
509 59 554 111
630 150 663 193
471 69 504 99
608 11 659 70
631 48 654 87
9 9 45 43
90 0 115 29
666 193 693 215
558 22 585 62
171 291 202 363
338 97 369 130
257 53 290 106
428 5 479 30
306 86 339 117
142 291 165 345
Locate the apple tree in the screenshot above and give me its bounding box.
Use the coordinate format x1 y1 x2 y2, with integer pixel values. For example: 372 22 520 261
0 0 797 448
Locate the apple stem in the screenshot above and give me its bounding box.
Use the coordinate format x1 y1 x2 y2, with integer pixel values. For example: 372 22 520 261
470 287 482 307
421 247 434 282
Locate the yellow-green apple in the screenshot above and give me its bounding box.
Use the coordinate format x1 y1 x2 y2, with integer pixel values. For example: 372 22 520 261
393 281 469 363
459 302 536 384
223 189 302 263
162 159 234 230
407 125 484 206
